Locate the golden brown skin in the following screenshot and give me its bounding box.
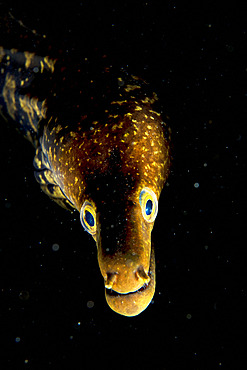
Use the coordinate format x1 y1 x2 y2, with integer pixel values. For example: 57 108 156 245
0 47 170 316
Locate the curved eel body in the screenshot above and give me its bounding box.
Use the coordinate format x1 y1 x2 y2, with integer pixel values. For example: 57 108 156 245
0 46 170 316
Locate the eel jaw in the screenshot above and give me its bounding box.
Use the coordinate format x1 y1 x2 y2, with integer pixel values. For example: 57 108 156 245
104 246 155 317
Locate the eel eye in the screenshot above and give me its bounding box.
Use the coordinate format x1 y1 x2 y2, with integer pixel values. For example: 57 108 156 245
80 201 96 236
139 187 158 223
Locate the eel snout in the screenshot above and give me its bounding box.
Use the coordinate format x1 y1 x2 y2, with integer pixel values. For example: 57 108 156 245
103 246 155 317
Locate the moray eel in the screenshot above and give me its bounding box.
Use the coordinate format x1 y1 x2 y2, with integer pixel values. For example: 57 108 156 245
0 46 170 316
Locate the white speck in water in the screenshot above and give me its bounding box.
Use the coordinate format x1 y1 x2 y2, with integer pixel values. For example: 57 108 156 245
87 300 95 309
194 182 200 188
15 337 21 343
52 243 60 252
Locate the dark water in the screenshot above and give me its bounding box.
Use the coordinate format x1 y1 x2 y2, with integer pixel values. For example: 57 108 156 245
0 2 246 368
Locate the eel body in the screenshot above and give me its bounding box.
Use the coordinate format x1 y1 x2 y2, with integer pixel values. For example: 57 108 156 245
0 46 170 316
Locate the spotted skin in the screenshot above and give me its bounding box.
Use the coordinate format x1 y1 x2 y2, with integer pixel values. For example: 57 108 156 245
0 46 54 146
0 46 171 316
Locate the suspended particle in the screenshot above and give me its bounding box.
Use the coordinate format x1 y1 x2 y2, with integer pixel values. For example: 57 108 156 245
52 243 60 251
87 300 95 308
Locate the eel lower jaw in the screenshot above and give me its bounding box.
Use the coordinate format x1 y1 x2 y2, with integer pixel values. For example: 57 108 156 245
104 247 155 317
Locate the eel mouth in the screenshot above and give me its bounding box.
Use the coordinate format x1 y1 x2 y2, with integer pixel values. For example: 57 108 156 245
105 246 155 317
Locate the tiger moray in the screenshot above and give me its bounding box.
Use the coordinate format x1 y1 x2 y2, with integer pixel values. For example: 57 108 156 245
0 47 170 316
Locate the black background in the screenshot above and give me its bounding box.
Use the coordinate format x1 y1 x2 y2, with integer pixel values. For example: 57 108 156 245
0 1 246 369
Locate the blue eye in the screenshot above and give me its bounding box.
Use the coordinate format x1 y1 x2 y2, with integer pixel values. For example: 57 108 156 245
85 210 95 227
145 199 153 216
139 187 158 223
80 201 97 236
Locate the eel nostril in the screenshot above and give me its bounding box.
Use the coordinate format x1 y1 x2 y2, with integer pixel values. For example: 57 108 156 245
105 272 118 289
135 265 150 284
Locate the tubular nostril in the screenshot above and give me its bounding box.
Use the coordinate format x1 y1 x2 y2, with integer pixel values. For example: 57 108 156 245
105 272 118 289
135 266 150 285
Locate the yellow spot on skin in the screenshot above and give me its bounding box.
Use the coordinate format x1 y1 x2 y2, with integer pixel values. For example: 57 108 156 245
109 114 119 119
43 56 56 73
40 61 44 73
149 109 161 116
124 84 141 92
24 51 35 68
111 100 127 105
55 125 62 133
